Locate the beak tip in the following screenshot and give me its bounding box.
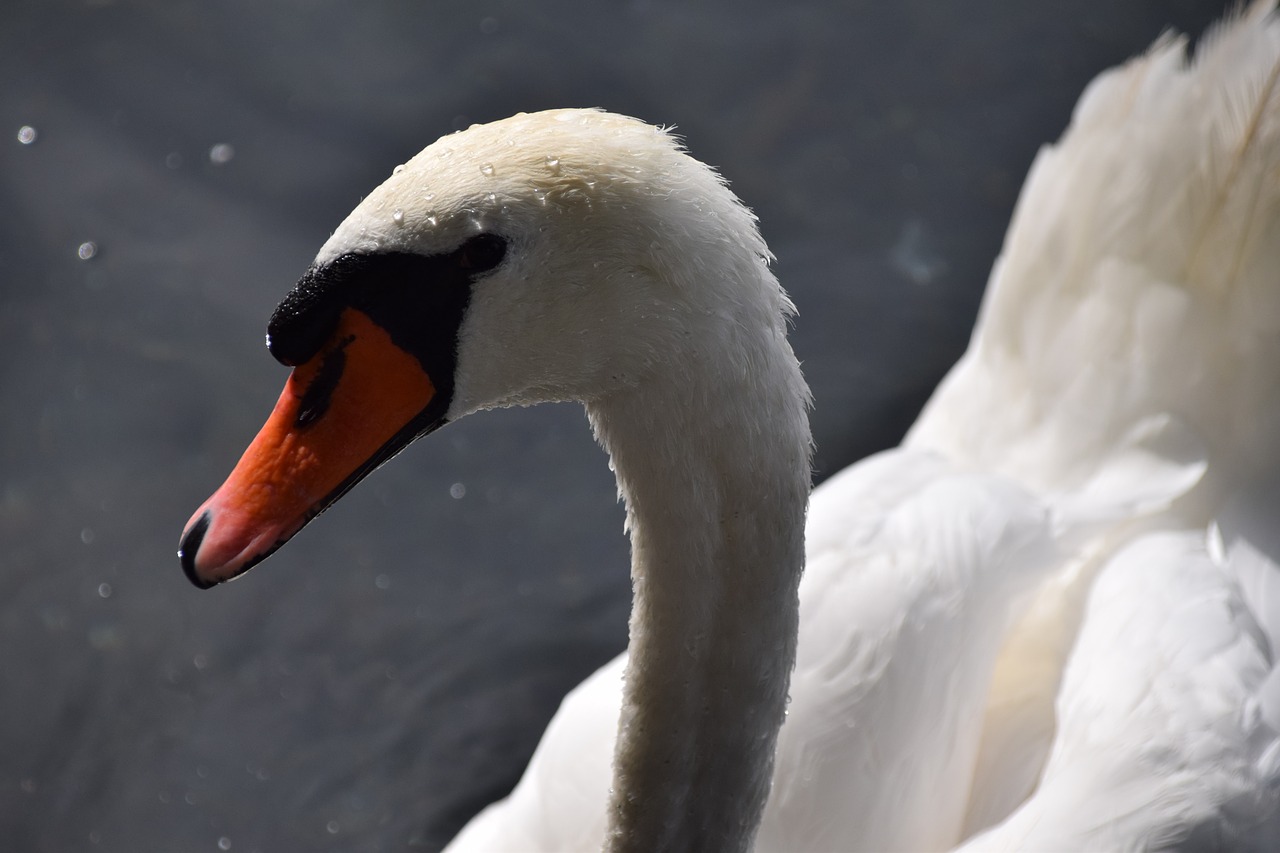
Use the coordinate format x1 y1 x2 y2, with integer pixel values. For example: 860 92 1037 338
178 511 219 589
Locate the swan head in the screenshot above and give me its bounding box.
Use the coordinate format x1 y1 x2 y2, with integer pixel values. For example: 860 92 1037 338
178 108 786 587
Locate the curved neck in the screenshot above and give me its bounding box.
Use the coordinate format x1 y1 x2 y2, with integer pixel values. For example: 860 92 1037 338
587 316 811 853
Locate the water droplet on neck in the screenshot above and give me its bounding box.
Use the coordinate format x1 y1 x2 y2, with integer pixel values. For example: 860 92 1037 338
484 192 497 204
391 209 404 225
544 155 561 174
479 162 495 177
425 214 438 227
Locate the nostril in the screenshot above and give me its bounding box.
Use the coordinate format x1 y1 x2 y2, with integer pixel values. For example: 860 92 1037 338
178 511 217 589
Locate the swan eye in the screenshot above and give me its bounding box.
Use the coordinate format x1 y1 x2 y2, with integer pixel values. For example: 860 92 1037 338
456 233 507 275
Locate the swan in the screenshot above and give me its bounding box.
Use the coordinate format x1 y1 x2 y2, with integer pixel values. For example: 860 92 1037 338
178 5 1280 850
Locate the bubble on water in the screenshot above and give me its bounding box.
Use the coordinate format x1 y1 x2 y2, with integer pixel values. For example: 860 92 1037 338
374 573 391 590
208 143 235 165
218 838 232 851
449 482 466 500
165 152 183 169
17 125 37 144
77 241 98 261
97 582 112 599
326 820 340 835
193 653 209 670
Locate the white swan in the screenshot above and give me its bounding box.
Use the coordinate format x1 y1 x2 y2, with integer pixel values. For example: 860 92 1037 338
179 5 1280 850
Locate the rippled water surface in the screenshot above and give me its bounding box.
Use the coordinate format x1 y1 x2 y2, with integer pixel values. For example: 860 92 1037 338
0 2 1222 850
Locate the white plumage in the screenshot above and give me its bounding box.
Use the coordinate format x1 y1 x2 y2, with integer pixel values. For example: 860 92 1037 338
448 5 1280 850
188 4 1280 850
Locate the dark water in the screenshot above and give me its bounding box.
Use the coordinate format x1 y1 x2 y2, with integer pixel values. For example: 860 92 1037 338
0 2 1224 850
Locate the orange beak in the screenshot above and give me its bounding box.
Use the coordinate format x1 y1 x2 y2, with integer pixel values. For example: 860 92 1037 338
179 307 440 587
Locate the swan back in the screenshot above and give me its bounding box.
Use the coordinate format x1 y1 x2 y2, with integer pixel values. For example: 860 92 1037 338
909 3 1280 514
922 7 1280 839
957 529 1280 851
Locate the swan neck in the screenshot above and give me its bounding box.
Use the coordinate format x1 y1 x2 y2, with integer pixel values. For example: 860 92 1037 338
588 325 810 853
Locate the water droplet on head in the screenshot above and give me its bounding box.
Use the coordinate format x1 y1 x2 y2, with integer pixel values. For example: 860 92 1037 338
17 125 37 144
479 162 495 177
423 191 436 202
393 163 406 174
208 143 234 165
391 208 404 225
77 241 97 261
544 155 561 174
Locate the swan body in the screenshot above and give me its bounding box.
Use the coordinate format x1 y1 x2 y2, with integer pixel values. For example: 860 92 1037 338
179 4 1280 850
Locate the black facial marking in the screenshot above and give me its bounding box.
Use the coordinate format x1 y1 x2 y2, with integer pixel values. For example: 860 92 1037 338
295 334 354 428
268 234 507 375
266 233 508 441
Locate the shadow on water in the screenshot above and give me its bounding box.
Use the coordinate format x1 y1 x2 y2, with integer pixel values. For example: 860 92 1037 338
0 1 1223 850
